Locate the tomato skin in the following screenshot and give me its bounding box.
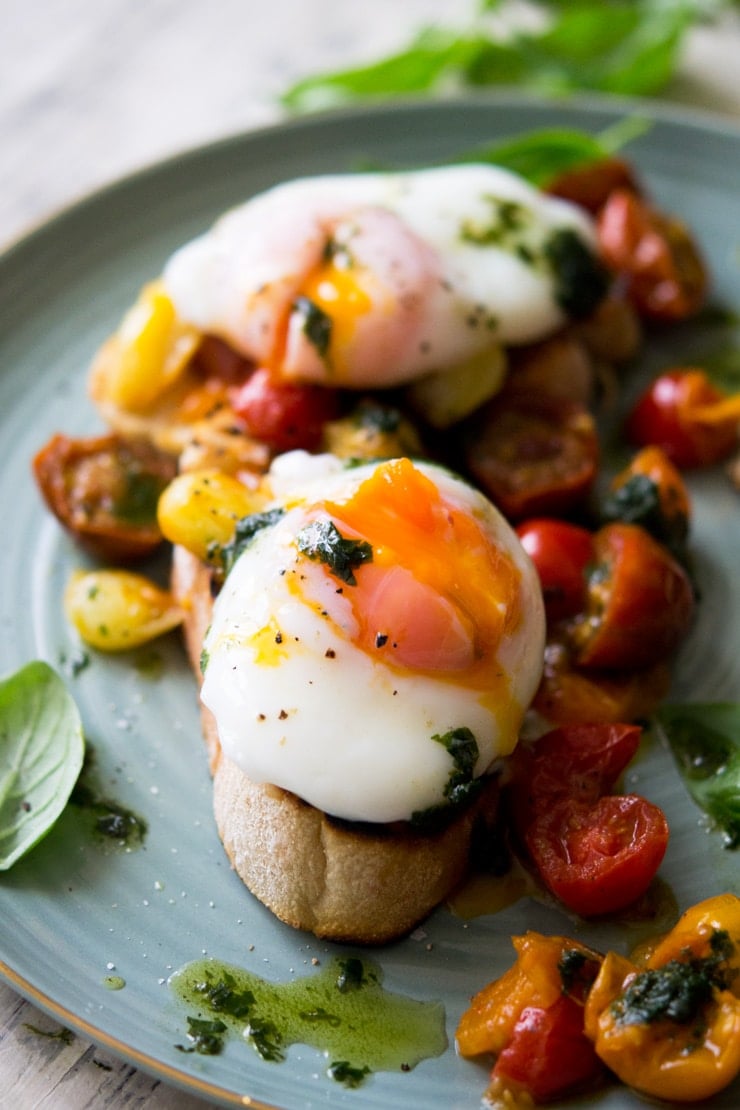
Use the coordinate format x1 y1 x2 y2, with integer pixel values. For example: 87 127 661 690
465 395 599 521
625 368 740 469
532 639 671 725
230 368 339 453
491 995 605 1103
516 518 594 622
547 157 641 215
509 722 642 832
526 794 669 917
597 189 708 320
32 432 176 561
568 522 694 670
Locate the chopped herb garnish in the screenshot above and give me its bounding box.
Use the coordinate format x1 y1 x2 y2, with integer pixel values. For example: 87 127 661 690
211 507 285 576
195 971 256 1019
544 227 611 319
293 295 333 358
611 953 729 1030
177 1016 227 1055
246 1017 285 1061
412 726 482 828
558 948 600 1000
336 957 366 993
328 1060 371 1088
600 473 688 561
352 399 402 433
296 519 373 585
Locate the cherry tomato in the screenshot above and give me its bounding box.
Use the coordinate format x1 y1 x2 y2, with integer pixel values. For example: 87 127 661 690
516 518 594 622
602 444 690 559
509 722 643 832
642 893 740 989
584 947 740 1102
625 368 740 468
547 156 641 215
532 639 671 725
567 522 694 670
230 368 339 453
597 188 708 320
526 793 669 917
457 932 604 1104
32 433 176 561
465 395 599 521
491 994 605 1103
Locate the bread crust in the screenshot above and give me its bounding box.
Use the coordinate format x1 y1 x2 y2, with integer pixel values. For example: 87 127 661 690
172 545 502 944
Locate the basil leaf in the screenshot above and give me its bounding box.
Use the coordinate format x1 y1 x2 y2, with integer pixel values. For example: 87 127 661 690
652 703 740 849
296 520 373 585
281 1 705 114
0 661 85 870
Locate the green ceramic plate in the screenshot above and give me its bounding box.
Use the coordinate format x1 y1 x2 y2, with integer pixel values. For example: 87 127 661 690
1 93 739 1109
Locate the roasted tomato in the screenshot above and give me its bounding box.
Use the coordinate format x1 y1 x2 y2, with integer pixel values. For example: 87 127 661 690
193 334 254 384
465 395 598 521
456 932 604 1105
516 518 594 622
566 522 694 670
584 933 740 1102
230 368 340 453
625 368 740 469
526 794 669 918
640 893 740 989
533 638 671 725
597 188 708 320
601 444 690 559
508 723 669 918
32 433 176 561
547 156 641 215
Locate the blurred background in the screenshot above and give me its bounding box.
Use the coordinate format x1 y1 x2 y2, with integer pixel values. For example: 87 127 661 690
3 0 740 249
2 1 740 1107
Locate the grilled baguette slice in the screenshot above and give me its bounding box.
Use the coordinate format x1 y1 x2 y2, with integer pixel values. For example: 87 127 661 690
172 544 502 944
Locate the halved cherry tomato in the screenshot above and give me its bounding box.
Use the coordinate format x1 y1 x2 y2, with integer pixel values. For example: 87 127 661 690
532 639 671 725
457 932 604 1104
547 156 641 215
465 395 599 521
597 188 708 320
516 518 594 622
567 522 694 670
526 794 669 917
584 943 740 1101
602 444 690 558
509 722 642 832
32 433 176 561
625 368 740 469
230 367 339 453
490 994 605 1103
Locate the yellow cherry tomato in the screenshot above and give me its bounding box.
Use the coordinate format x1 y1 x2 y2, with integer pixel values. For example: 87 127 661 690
90 280 200 413
64 569 184 651
157 468 267 563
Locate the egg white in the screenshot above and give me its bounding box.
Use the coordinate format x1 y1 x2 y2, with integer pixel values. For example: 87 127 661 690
163 164 597 388
201 453 545 824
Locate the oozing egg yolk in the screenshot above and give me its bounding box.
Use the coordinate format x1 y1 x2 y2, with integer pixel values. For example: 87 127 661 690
299 458 522 692
297 254 375 374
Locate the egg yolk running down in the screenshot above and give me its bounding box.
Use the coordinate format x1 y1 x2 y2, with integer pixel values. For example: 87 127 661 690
297 458 521 696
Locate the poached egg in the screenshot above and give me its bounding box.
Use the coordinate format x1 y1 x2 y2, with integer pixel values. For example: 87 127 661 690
163 164 598 390
201 452 545 824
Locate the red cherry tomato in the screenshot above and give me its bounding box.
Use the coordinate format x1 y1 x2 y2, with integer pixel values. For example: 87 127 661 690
568 522 694 670
597 188 708 320
230 368 339 453
547 156 641 215
625 368 740 469
491 995 605 1103
526 793 669 917
516 518 594 622
465 396 599 521
509 722 642 832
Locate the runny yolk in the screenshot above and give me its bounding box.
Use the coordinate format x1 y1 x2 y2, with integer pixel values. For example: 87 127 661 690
297 256 374 374
318 458 523 693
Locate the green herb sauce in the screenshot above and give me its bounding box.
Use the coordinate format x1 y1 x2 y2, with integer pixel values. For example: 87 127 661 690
170 955 446 1085
70 754 147 849
296 519 373 586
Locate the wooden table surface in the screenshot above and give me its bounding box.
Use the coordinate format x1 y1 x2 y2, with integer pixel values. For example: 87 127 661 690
2 2 740 1107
